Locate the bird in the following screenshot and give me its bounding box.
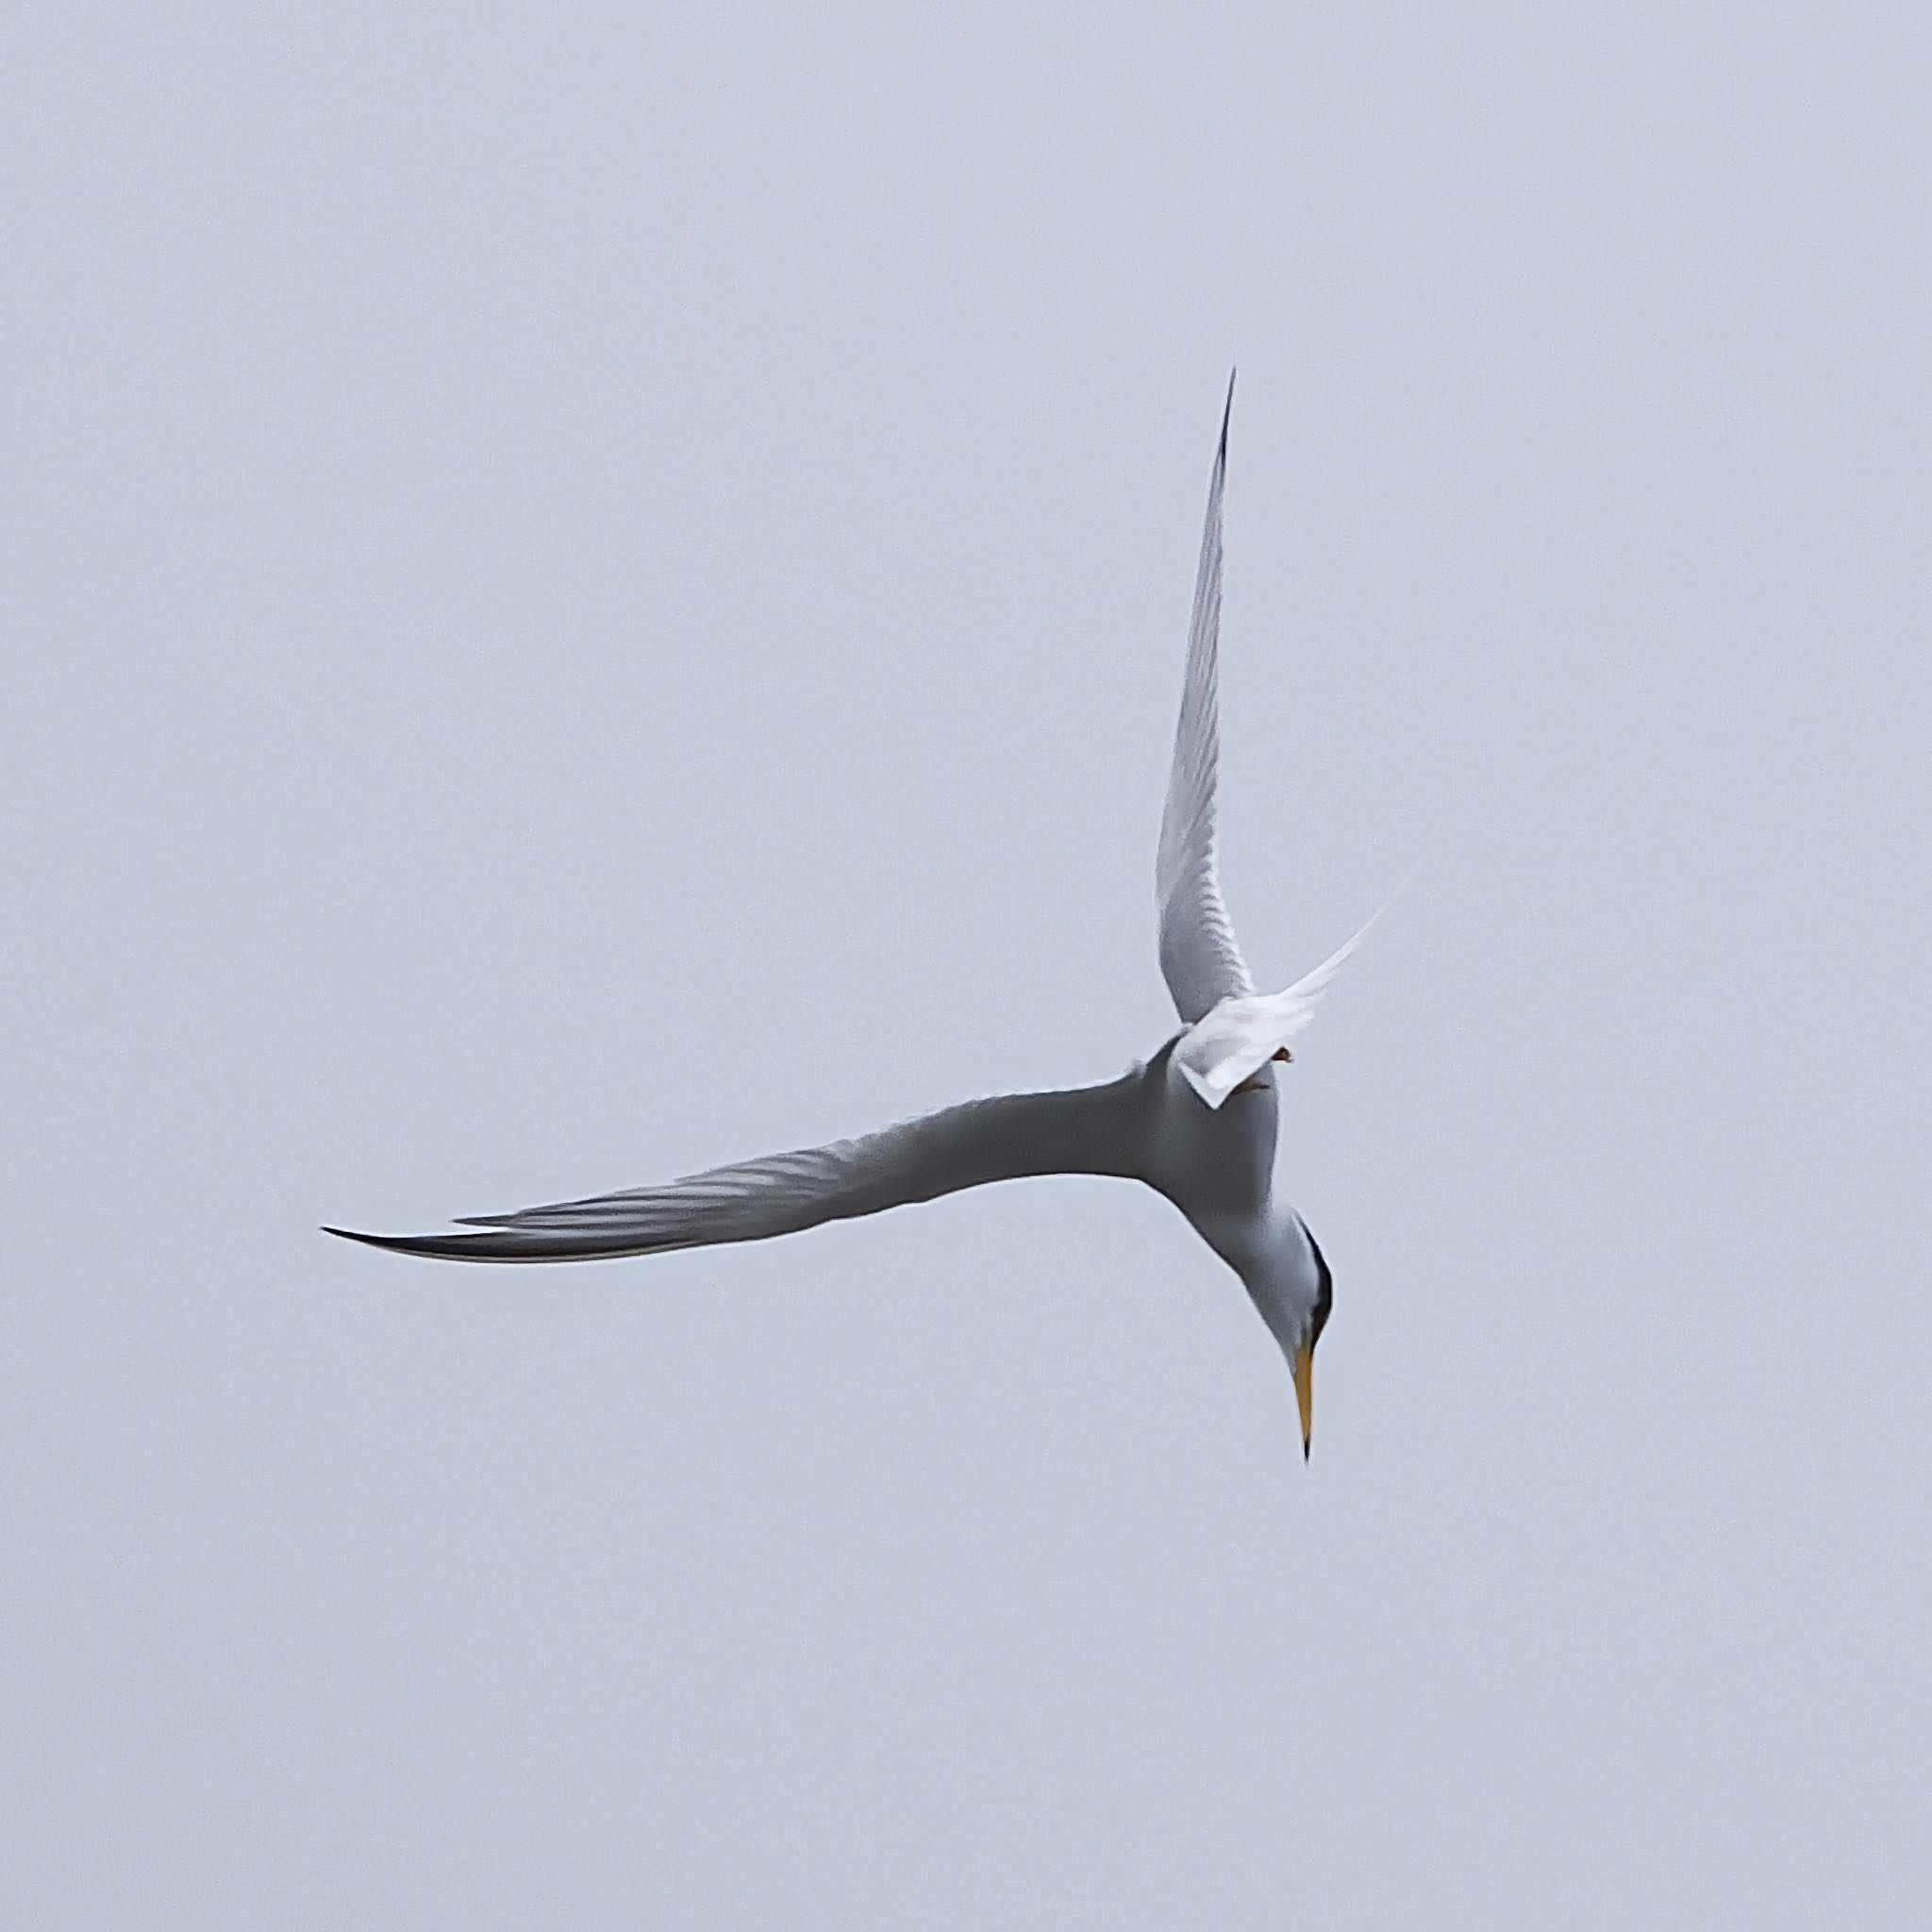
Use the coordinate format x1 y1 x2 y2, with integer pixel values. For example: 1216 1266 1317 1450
326 375 1391 1457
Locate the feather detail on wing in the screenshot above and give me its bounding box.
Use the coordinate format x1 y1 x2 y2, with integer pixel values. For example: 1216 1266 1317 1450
1157 373 1257 1025
325 1074 1146 1263
1173 897 1395 1109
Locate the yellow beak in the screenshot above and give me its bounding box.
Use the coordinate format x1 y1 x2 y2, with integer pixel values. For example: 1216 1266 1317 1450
1292 1344 1314 1460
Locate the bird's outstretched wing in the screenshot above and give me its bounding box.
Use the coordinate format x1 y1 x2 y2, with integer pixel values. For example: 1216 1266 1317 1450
1157 374 1257 1025
325 1074 1145 1263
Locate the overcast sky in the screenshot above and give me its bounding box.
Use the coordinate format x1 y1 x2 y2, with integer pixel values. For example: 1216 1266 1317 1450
6 5 1928 1925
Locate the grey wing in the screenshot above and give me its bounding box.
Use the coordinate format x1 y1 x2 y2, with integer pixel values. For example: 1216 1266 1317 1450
1157 374 1257 1025
325 1074 1145 1264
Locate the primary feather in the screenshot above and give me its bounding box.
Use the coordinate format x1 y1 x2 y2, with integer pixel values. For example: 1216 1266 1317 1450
1158 373 1257 1026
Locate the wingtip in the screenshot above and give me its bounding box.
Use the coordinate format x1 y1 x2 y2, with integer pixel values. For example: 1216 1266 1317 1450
1217 368 1236 461
322 1224 402 1251
323 1223 463 1257
323 1222 500 1261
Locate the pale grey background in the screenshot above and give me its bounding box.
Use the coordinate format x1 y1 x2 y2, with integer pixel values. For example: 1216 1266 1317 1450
5 4 1928 1925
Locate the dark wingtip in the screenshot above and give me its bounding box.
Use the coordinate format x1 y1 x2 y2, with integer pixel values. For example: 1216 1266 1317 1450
1218 368 1236 458
323 1224 420 1253
321 1220 634 1264
323 1224 475 1258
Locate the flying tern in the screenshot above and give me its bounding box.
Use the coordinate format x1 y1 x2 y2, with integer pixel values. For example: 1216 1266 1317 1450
328 378 1391 1456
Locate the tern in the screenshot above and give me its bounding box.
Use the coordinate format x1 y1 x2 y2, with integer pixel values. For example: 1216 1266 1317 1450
328 378 1391 1456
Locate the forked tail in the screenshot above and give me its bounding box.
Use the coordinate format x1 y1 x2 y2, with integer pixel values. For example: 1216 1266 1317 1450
1172 892 1400 1108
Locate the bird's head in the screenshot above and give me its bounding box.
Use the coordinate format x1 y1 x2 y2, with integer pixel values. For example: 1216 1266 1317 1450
1291 1226 1334 1460
1257 1213 1332 1460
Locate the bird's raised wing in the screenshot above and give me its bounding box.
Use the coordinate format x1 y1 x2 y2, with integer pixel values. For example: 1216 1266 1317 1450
325 1073 1146 1263
1157 375 1257 1025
